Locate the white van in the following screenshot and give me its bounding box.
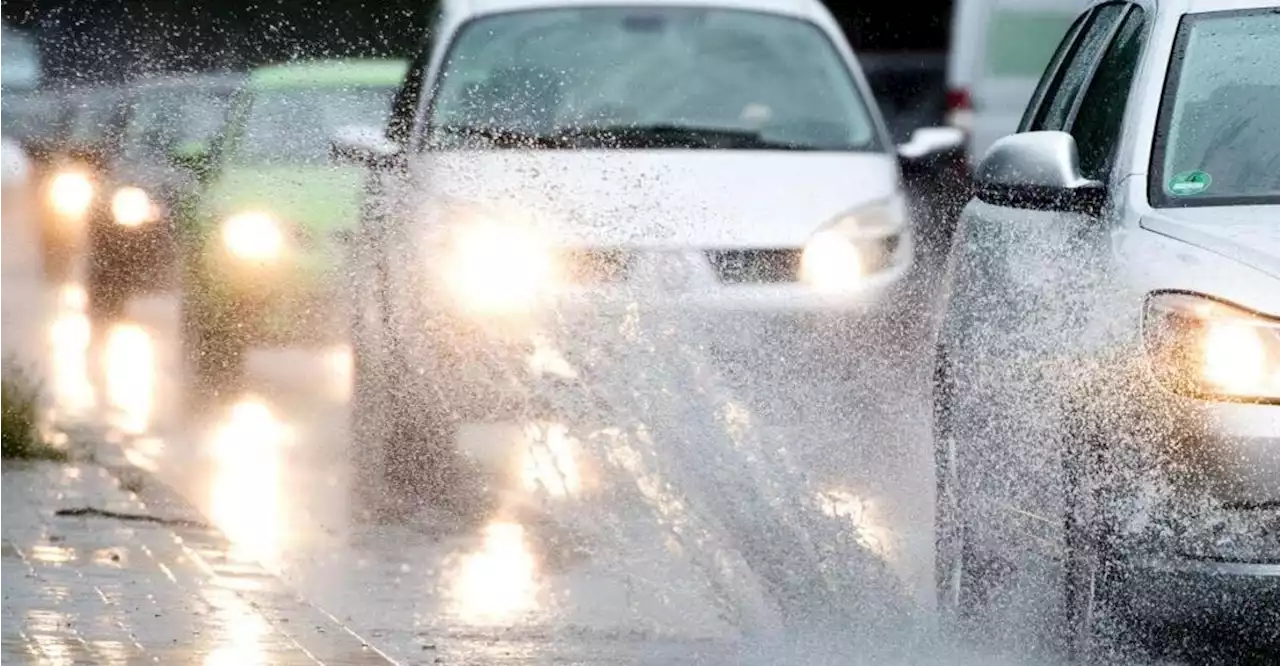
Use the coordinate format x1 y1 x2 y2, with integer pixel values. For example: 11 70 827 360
946 0 1086 162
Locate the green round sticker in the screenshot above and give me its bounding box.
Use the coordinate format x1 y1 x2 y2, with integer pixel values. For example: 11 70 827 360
1169 170 1212 196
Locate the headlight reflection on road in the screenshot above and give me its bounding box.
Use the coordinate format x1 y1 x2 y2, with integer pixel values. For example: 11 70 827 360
209 397 291 568
48 283 95 422
816 488 893 561
103 322 155 435
449 521 540 626
518 422 585 499
202 587 269 666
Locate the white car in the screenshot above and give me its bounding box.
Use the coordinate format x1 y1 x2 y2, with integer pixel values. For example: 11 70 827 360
336 0 962 487
934 0 1279 659
946 0 1088 162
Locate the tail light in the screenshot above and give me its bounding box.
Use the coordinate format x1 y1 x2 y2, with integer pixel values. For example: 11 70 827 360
945 88 974 134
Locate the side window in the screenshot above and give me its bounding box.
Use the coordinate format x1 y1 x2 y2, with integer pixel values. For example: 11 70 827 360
1018 12 1089 132
1069 6 1147 180
1025 3 1126 132
387 4 440 144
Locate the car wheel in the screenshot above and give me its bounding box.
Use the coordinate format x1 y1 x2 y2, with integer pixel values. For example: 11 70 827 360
355 324 475 520
932 340 984 636
1060 397 1129 664
937 349 1126 662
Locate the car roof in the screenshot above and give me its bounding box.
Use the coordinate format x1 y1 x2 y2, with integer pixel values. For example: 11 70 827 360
248 58 409 90
451 0 827 22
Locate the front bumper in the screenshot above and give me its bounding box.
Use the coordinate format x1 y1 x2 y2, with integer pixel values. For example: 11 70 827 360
387 250 911 422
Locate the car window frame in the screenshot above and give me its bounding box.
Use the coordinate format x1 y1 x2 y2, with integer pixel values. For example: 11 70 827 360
1021 2 1127 133
1064 4 1149 181
1018 9 1091 133
389 1 442 148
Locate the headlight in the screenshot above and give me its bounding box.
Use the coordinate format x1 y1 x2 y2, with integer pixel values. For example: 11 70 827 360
47 170 94 217
1143 292 1280 402
222 211 284 261
441 220 552 314
111 187 160 227
800 201 906 291
801 231 865 291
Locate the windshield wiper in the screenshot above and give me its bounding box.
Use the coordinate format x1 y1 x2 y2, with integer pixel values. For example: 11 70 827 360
433 123 821 151
432 124 562 148
553 123 819 150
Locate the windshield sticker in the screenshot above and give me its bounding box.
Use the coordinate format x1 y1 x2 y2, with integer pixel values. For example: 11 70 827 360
1168 170 1212 196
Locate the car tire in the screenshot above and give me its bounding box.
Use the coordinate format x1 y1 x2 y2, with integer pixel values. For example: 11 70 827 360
934 341 1126 662
351 320 474 520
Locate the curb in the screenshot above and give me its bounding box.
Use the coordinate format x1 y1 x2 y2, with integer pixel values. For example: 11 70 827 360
75 428 404 666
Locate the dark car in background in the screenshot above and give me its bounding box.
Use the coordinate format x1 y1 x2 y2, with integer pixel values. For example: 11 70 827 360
24 85 129 280
861 51 970 254
85 72 242 315
827 0 969 257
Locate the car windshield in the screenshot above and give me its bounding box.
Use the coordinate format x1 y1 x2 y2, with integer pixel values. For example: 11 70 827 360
234 85 396 164
121 88 233 161
427 7 878 151
1153 10 1280 206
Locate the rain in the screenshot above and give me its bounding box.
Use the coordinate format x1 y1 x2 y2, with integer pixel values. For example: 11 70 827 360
2 1 1278 665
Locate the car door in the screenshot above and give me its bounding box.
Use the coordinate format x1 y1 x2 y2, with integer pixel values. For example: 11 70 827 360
942 0 1149 550
352 4 441 390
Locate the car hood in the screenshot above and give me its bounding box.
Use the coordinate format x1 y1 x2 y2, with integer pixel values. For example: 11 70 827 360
201 164 367 233
406 150 902 248
1142 206 1280 280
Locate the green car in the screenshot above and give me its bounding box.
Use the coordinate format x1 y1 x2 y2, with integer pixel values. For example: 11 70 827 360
176 58 406 384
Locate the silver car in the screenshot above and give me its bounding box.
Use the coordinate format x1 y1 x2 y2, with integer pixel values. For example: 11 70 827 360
933 0 1279 659
336 0 963 497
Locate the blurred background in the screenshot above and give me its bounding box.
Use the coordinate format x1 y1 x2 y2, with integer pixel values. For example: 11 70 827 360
3 1 953 83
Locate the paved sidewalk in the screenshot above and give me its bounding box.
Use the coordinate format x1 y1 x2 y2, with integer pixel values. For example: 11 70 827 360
2 459 399 665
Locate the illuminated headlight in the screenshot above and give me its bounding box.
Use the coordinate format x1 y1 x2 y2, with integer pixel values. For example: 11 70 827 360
222 211 284 261
441 221 552 314
47 170 94 217
1143 292 1280 402
111 187 160 227
800 201 906 291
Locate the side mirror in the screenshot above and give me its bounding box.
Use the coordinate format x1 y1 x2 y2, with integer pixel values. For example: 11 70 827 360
974 131 1105 215
330 125 401 168
897 126 966 164
168 142 214 182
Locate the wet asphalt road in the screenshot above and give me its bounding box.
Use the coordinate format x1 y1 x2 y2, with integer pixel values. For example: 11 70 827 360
3 189 947 664
2 189 1261 665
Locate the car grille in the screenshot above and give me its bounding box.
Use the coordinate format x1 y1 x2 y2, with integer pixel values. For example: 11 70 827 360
706 236 902 285
705 249 802 284
557 248 635 284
